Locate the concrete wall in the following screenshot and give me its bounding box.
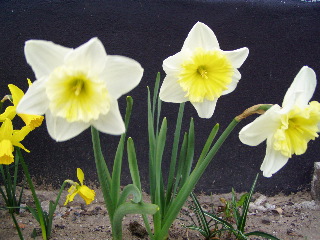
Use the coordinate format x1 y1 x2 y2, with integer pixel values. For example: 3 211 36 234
1 0 319 195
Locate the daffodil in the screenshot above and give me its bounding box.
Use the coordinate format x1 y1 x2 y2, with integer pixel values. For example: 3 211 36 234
0 82 44 130
64 168 95 205
0 118 31 165
239 66 320 177
159 22 249 118
16 38 143 141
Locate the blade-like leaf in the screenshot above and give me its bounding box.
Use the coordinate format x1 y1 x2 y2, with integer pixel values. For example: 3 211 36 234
245 231 280 240
113 202 159 240
127 138 142 191
118 184 142 206
190 192 210 236
91 127 114 218
180 118 195 186
238 173 259 232
111 96 133 208
165 103 185 208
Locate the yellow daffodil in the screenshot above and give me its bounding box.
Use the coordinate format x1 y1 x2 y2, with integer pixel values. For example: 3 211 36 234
159 22 249 118
64 168 95 205
0 83 44 130
17 38 143 141
239 66 320 177
0 118 31 165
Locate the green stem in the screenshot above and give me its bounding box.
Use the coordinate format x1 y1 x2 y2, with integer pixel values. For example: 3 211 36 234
46 181 68 237
156 118 240 240
18 148 47 240
10 211 24 240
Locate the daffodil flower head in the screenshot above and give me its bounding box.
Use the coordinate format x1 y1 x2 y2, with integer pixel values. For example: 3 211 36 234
160 22 249 118
16 38 143 141
239 66 320 177
0 83 44 130
64 168 95 205
0 118 31 165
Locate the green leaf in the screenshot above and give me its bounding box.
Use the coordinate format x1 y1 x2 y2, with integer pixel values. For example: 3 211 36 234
245 231 281 240
112 202 159 240
180 118 195 186
154 117 167 232
231 188 241 226
190 192 211 236
237 193 248 207
111 96 133 208
171 132 188 201
165 103 185 208
27 206 40 223
147 86 156 203
157 119 238 240
202 211 234 229
238 173 259 232
18 148 47 239
91 127 114 218
127 138 142 191
118 184 142 206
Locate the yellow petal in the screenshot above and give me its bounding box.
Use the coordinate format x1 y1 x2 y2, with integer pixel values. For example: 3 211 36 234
0 139 14 165
11 126 31 153
64 185 78 205
78 185 95 205
0 106 16 122
0 119 14 139
18 113 44 130
8 84 24 106
77 168 85 185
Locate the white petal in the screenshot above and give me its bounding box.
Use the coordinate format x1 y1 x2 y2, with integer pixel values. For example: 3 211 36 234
159 75 187 103
182 22 220 51
25 40 71 79
16 78 49 115
239 105 281 146
103 55 143 99
45 110 90 142
92 100 125 135
191 99 218 118
261 138 289 177
223 47 249 68
163 51 190 75
65 37 107 75
282 66 317 109
222 69 241 95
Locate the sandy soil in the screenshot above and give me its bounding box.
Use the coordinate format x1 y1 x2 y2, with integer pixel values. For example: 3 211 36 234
0 188 319 240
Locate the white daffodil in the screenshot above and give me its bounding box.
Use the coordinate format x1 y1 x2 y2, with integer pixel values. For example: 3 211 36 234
17 38 143 141
159 22 249 118
239 66 320 177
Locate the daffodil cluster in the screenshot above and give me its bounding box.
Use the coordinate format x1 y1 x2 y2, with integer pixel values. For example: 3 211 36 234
0 82 44 164
14 22 320 179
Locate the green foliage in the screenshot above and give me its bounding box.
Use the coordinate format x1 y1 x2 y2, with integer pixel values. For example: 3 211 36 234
126 72 240 240
91 96 158 240
184 174 281 240
0 150 25 239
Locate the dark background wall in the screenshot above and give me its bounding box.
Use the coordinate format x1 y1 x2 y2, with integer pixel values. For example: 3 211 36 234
1 0 319 195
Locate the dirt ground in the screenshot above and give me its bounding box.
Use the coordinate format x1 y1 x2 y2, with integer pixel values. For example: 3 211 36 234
0 188 319 240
